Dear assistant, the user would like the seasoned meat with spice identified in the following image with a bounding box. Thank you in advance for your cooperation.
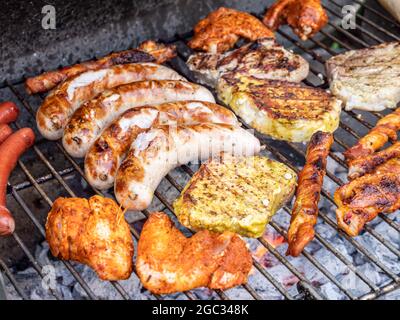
[263,0,328,40]
[188,7,274,53]
[287,131,333,257]
[136,212,252,294]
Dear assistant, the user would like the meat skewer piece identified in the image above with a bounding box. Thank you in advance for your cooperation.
[348,141,400,180]
[188,7,274,53]
[0,128,35,236]
[85,101,237,190]
[136,212,252,294]
[0,102,19,125]
[335,171,400,237]
[62,80,214,158]
[0,124,13,145]
[344,107,400,161]
[25,41,176,94]
[115,123,261,210]
[36,63,184,140]
[263,0,328,41]
[287,131,333,257]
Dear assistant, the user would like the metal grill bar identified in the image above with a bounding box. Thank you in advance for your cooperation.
[0,0,399,301]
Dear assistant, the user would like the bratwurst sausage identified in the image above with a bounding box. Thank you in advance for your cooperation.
[36,63,185,140]
[62,80,215,158]
[115,123,261,210]
[0,128,35,236]
[84,101,238,190]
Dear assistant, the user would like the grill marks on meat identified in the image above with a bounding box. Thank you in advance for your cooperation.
[188,7,274,53]
[187,38,309,87]
[136,212,252,294]
[263,0,328,40]
[344,107,400,161]
[326,41,400,111]
[287,131,333,257]
[348,142,400,180]
[335,172,400,237]
[25,41,176,94]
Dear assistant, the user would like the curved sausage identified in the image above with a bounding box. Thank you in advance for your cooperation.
[25,41,176,94]
[0,102,19,124]
[0,124,13,145]
[62,80,215,158]
[84,101,238,190]
[0,128,35,236]
[115,123,261,210]
[36,63,185,140]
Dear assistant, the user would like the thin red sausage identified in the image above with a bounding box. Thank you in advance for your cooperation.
[0,102,20,124]
[0,124,13,145]
[0,128,35,236]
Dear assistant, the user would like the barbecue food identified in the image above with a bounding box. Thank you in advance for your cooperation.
[46,196,134,280]
[286,131,333,257]
[85,101,238,190]
[36,63,185,140]
[218,76,341,142]
[335,171,400,237]
[326,41,400,111]
[25,40,177,94]
[348,141,400,180]
[115,124,261,210]
[188,7,274,53]
[187,37,309,87]
[174,155,297,238]
[0,125,12,145]
[136,212,252,294]
[0,128,35,236]
[344,107,400,161]
[0,102,19,125]
[378,0,400,23]
[263,0,328,41]
[63,80,215,158]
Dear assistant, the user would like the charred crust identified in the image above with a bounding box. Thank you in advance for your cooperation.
[111,50,155,65]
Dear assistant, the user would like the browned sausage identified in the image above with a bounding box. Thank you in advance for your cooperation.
[0,124,13,145]
[0,128,35,236]
[0,102,19,124]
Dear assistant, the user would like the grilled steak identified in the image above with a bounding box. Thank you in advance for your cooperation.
[218,76,342,142]
[187,38,309,87]
[326,41,400,111]
[174,155,297,238]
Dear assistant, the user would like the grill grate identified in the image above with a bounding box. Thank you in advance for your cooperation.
[0,0,399,300]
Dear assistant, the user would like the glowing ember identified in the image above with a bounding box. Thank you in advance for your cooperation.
[262,229,286,248]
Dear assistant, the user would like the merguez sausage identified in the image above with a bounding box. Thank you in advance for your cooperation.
[0,128,35,236]
[0,102,19,124]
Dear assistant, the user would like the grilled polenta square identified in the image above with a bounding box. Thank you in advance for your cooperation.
[174,155,297,238]
[218,76,342,142]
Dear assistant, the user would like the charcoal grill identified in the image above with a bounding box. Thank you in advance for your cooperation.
[0,0,399,300]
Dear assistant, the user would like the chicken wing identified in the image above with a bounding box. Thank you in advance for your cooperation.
[287,131,333,257]
[136,212,252,294]
[188,7,274,53]
[348,141,400,180]
[335,172,400,237]
[46,196,134,280]
[263,0,328,40]
[344,107,400,161]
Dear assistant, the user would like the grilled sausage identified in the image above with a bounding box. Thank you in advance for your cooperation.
[0,124,13,145]
[0,128,35,236]
[25,41,177,94]
[62,80,215,158]
[115,123,261,210]
[85,101,238,190]
[348,141,400,180]
[36,63,185,140]
[286,131,333,257]
[344,107,400,161]
[0,102,19,124]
